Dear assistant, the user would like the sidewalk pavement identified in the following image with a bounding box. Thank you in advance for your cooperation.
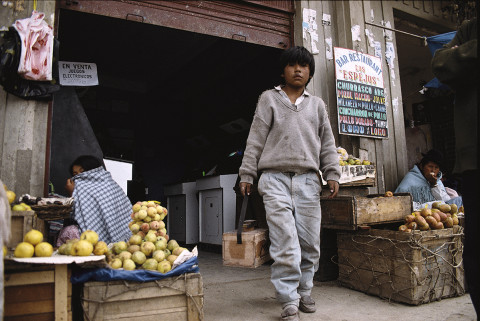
[198,250,476,321]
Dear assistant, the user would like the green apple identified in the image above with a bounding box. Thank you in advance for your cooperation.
[157,260,172,273]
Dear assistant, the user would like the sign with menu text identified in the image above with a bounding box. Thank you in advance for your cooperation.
[334,47,388,139]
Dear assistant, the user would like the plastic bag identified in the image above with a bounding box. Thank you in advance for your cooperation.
[0,27,59,100]
[336,147,349,161]
[70,256,200,284]
[14,11,54,81]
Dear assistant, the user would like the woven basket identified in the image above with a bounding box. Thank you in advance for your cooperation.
[31,204,73,220]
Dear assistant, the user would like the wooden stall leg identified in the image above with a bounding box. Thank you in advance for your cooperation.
[55,264,68,321]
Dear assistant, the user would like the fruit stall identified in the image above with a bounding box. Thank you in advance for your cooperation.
[320,191,465,305]
[335,147,376,188]
[311,146,464,299]
[337,225,464,305]
[3,187,204,320]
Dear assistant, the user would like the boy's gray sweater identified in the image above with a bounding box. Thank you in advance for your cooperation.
[239,89,341,184]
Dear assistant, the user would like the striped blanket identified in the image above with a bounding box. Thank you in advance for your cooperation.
[72,167,131,244]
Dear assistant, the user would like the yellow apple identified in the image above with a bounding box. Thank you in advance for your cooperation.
[24,229,43,245]
[35,242,53,257]
[14,242,35,258]
[81,230,99,245]
[157,260,172,273]
[93,241,108,256]
[71,240,93,256]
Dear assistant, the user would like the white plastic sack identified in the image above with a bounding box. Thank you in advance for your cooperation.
[336,146,349,161]
[172,246,198,269]
[13,11,54,81]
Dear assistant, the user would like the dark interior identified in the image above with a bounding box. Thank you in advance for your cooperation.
[394,10,456,175]
[56,9,283,202]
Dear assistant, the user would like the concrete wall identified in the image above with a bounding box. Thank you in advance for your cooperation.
[0,0,56,196]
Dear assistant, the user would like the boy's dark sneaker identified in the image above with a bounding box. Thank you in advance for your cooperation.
[281,305,300,321]
[299,296,316,313]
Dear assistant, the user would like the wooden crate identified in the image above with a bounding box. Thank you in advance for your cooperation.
[82,273,204,321]
[337,225,465,305]
[3,262,72,321]
[222,228,270,268]
[321,193,413,230]
[7,210,46,250]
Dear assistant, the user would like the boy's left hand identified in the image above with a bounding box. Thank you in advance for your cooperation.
[327,180,339,198]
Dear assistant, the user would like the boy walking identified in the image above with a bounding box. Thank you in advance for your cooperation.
[239,46,341,320]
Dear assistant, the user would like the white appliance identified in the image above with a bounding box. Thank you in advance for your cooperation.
[196,174,238,245]
[164,182,199,244]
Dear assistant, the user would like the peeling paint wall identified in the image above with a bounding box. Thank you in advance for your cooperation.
[293,0,457,192]
[0,0,56,196]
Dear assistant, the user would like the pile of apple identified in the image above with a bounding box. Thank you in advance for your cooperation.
[398,202,461,232]
[107,200,188,274]
[12,229,107,258]
[58,230,108,256]
[3,183,33,211]
[339,157,371,166]
[337,146,372,166]
[128,200,169,239]
[13,229,53,258]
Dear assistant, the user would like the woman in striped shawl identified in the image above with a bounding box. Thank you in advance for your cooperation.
[65,155,131,244]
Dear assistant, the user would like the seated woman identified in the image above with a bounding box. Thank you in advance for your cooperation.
[64,155,131,244]
[395,149,462,210]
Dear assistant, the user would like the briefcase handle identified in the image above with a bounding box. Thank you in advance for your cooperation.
[237,194,249,244]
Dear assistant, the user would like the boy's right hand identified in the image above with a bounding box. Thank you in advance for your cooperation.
[327,180,339,199]
[239,182,251,197]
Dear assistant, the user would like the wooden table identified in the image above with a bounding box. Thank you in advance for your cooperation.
[4,261,71,321]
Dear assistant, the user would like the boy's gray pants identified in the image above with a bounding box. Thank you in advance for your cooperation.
[258,171,322,308]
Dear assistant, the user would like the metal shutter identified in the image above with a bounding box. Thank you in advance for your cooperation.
[58,0,294,48]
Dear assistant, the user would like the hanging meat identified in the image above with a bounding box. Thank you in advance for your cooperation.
[13,11,54,81]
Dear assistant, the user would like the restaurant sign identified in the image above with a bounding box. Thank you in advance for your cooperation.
[334,47,388,139]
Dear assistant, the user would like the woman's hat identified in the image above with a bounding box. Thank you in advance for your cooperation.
[421,149,443,167]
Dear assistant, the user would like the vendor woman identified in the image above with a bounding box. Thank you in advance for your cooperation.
[395,149,462,210]
[65,155,131,244]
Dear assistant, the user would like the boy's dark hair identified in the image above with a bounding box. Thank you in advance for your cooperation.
[69,155,104,176]
[279,46,315,86]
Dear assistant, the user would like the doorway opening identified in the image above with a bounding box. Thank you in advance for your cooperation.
[395,11,456,179]
[53,9,283,202]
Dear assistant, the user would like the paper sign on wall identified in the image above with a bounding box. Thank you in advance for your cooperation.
[334,47,388,139]
[59,61,98,86]
[302,8,319,54]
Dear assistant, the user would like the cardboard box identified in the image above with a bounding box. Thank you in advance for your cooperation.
[222,228,270,268]
[337,225,465,305]
[3,263,72,321]
[82,273,204,321]
[321,193,413,230]
[7,210,46,250]
[338,164,376,185]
